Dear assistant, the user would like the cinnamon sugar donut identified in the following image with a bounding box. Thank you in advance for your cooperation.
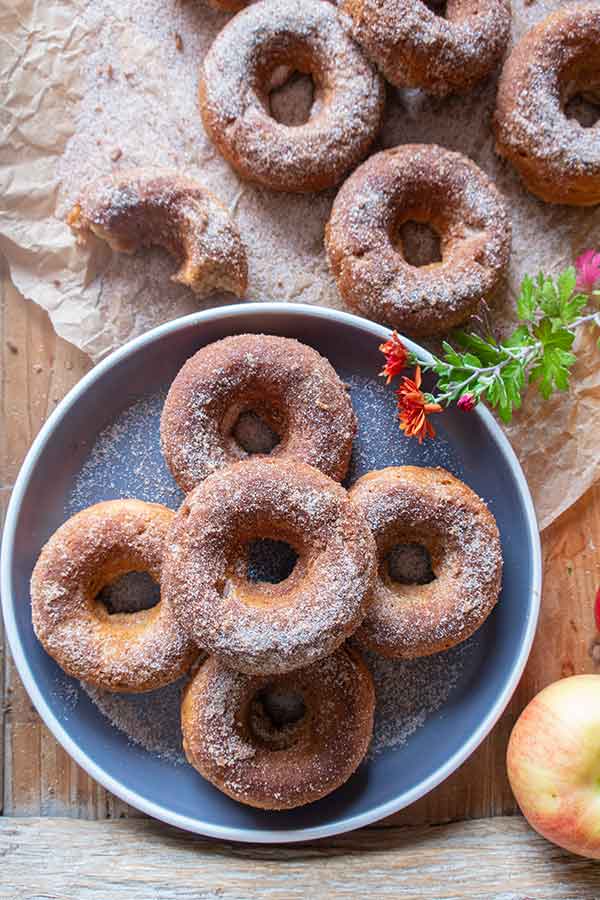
[349,467,502,658]
[181,647,374,809]
[162,458,376,674]
[340,0,511,97]
[160,333,356,492]
[68,169,248,296]
[495,5,600,206]
[325,144,511,336]
[31,500,196,692]
[198,0,385,193]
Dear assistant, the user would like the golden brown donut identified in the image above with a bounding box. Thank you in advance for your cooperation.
[495,5,600,206]
[340,0,511,97]
[198,0,385,193]
[325,144,511,336]
[160,333,356,492]
[30,500,197,692]
[68,169,248,296]
[349,467,503,658]
[181,646,375,809]
[162,458,376,674]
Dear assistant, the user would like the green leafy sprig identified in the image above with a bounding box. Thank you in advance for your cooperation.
[421,267,599,423]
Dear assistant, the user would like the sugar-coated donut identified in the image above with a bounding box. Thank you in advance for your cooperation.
[31,500,197,692]
[181,646,375,809]
[198,0,385,193]
[68,169,248,296]
[349,467,503,658]
[162,458,376,674]
[325,144,511,336]
[160,333,357,492]
[495,5,600,206]
[340,0,511,97]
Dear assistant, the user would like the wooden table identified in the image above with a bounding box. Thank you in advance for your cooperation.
[2,260,600,896]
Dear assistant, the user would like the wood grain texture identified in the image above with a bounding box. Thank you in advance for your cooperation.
[1,266,600,826]
[2,815,600,899]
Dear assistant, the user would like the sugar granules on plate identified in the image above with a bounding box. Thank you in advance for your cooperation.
[65,377,475,762]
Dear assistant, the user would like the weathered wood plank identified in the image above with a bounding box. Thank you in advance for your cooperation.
[1,815,599,899]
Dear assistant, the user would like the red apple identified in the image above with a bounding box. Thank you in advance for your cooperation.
[508,674,600,859]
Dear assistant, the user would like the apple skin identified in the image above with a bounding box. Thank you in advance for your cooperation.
[508,674,600,859]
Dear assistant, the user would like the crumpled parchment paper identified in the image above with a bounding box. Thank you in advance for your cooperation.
[1,0,599,530]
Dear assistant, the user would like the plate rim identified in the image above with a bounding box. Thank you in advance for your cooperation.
[1,301,542,843]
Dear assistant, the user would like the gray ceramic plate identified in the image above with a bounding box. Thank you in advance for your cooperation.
[1,303,541,842]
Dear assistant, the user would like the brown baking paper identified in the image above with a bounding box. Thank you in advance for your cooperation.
[1,0,599,530]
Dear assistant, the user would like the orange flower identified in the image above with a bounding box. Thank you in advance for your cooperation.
[396,366,442,443]
[379,331,410,383]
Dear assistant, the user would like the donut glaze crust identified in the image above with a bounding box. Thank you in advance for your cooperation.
[68,169,248,296]
[160,333,357,492]
[198,0,385,192]
[325,144,511,336]
[495,5,600,206]
[181,646,375,809]
[349,466,503,658]
[340,0,511,97]
[162,458,376,675]
[31,500,197,692]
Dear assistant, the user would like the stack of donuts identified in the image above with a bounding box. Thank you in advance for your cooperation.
[31,333,503,810]
[69,1,600,338]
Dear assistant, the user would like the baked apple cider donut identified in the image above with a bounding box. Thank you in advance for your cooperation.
[349,467,502,658]
[68,169,248,296]
[162,458,376,674]
[160,333,356,492]
[340,0,511,97]
[325,144,511,336]
[181,647,375,809]
[198,0,385,192]
[495,5,600,206]
[31,500,197,692]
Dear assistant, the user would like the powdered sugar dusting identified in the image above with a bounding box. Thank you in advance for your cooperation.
[83,680,186,763]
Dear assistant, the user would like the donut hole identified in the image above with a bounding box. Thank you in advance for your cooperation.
[422,0,447,16]
[232,410,281,455]
[386,543,435,585]
[96,571,160,615]
[564,91,600,129]
[268,66,316,127]
[246,538,299,585]
[394,220,443,268]
[249,687,307,750]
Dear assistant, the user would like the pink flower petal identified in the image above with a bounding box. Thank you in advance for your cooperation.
[576,249,600,292]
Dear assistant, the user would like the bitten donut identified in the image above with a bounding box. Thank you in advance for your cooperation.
[198,0,385,192]
[31,500,197,692]
[340,0,511,97]
[160,333,356,492]
[495,5,600,206]
[162,458,376,674]
[349,467,502,658]
[325,145,511,336]
[68,169,248,296]
[181,647,375,809]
